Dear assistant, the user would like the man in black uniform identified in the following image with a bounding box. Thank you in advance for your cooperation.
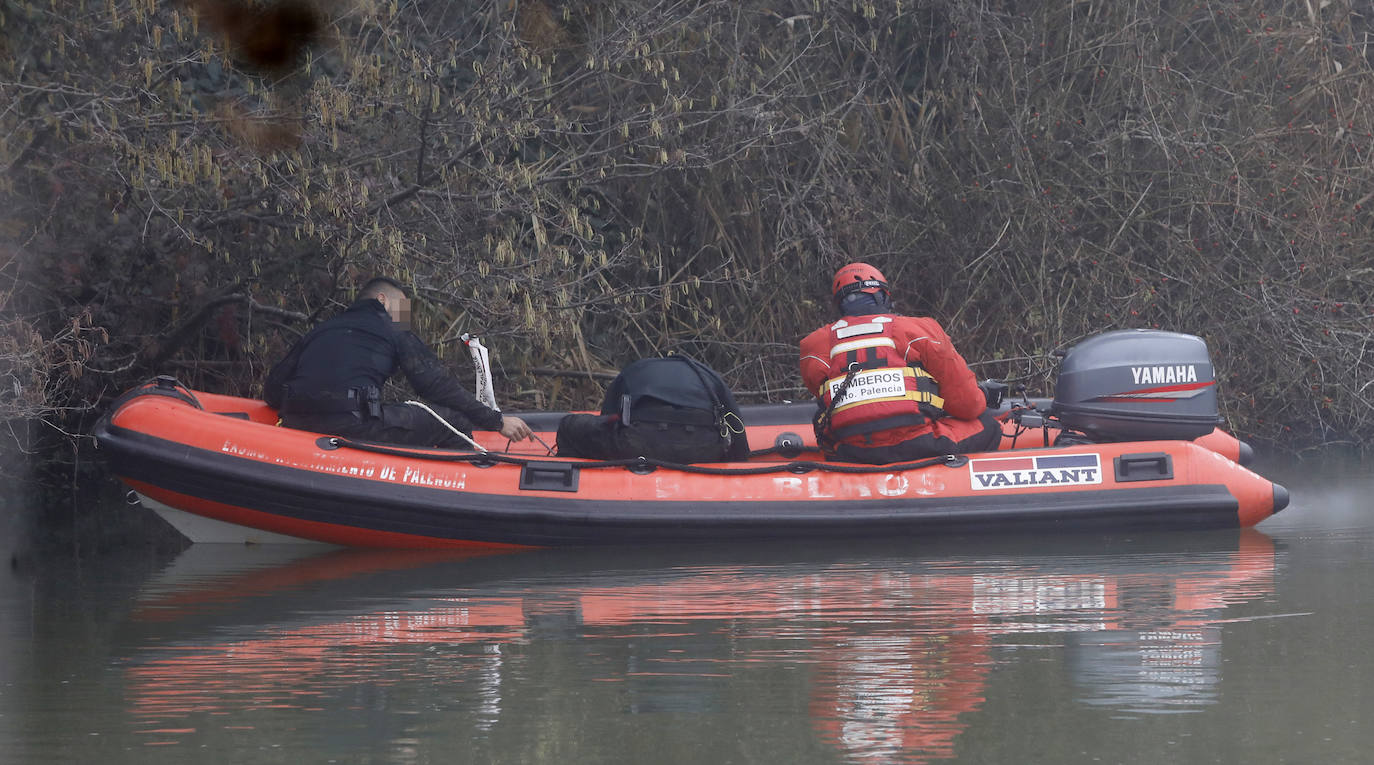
[555,355,749,463]
[264,277,532,447]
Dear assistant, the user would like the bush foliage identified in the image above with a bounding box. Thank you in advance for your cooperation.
[3,0,1373,452]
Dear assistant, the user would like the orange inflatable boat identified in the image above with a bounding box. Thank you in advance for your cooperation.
[94,330,1289,548]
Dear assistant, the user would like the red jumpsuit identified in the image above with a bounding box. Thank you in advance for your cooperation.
[799,314,998,462]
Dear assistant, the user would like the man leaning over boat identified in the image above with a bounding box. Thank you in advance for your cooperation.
[263,276,533,448]
[799,263,1001,464]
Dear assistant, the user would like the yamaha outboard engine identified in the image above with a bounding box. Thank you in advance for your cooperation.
[1050,330,1219,441]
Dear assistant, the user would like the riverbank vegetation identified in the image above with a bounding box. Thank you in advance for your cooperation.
[4,0,1373,482]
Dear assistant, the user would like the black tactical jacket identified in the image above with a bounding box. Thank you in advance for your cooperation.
[263,298,503,430]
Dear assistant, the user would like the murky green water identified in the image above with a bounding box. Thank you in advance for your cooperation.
[2,453,1371,764]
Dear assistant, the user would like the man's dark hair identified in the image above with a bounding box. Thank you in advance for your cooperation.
[358,276,410,300]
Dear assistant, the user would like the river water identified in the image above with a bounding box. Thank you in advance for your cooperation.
[2,453,1371,764]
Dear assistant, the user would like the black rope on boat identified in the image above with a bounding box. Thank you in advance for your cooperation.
[326,436,961,476]
[94,376,205,446]
[744,445,799,459]
[106,376,205,413]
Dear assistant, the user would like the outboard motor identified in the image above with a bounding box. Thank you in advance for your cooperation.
[1050,330,1220,441]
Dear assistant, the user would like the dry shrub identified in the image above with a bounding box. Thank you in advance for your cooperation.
[1,0,1371,448]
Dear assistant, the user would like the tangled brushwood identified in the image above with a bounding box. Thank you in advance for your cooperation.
[2,0,1372,457]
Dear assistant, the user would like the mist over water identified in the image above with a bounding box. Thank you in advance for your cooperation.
[1253,450,1374,534]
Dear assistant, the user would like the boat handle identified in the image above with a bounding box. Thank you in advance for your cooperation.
[519,461,581,492]
[1114,452,1174,482]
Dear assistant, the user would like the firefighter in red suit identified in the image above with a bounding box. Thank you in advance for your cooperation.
[799,263,1001,464]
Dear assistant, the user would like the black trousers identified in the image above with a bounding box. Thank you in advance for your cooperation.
[283,403,476,448]
[556,414,730,463]
[830,412,1002,465]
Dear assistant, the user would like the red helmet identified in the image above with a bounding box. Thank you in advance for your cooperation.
[831,262,889,307]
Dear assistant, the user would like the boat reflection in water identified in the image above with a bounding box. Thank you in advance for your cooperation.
[122,530,1278,763]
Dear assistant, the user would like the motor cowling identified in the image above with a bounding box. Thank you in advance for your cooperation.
[1050,329,1219,441]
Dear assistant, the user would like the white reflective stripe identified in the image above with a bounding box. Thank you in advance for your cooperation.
[903,336,939,363]
[835,322,883,339]
[800,354,829,373]
[832,315,892,330]
[829,337,896,357]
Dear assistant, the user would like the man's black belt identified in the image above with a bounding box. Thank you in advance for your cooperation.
[280,386,381,418]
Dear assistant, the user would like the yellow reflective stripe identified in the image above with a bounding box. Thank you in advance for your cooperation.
[831,390,943,413]
[823,365,944,411]
[828,337,896,357]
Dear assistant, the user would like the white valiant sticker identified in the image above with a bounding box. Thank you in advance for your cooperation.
[969,454,1103,490]
[1130,365,1199,385]
[827,368,908,405]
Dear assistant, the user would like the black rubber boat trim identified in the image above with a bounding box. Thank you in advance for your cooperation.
[97,423,1245,546]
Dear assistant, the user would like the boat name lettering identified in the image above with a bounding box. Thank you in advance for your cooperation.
[968,454,1102,491]
[220,440,274,461]
[1130,364,1198,385]
[772,474,908,498]
[878,474,908,497]
[401,465,466,489]
[301,461,377,478]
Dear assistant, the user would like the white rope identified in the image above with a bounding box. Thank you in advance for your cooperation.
[404,400,487,452]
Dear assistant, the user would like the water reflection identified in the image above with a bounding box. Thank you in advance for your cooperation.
[115,531,1277,764]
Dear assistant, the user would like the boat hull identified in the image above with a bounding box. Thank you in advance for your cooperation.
[95,386,1289,548]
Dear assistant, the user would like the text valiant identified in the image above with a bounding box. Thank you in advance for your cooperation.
[969,454,1102,491]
